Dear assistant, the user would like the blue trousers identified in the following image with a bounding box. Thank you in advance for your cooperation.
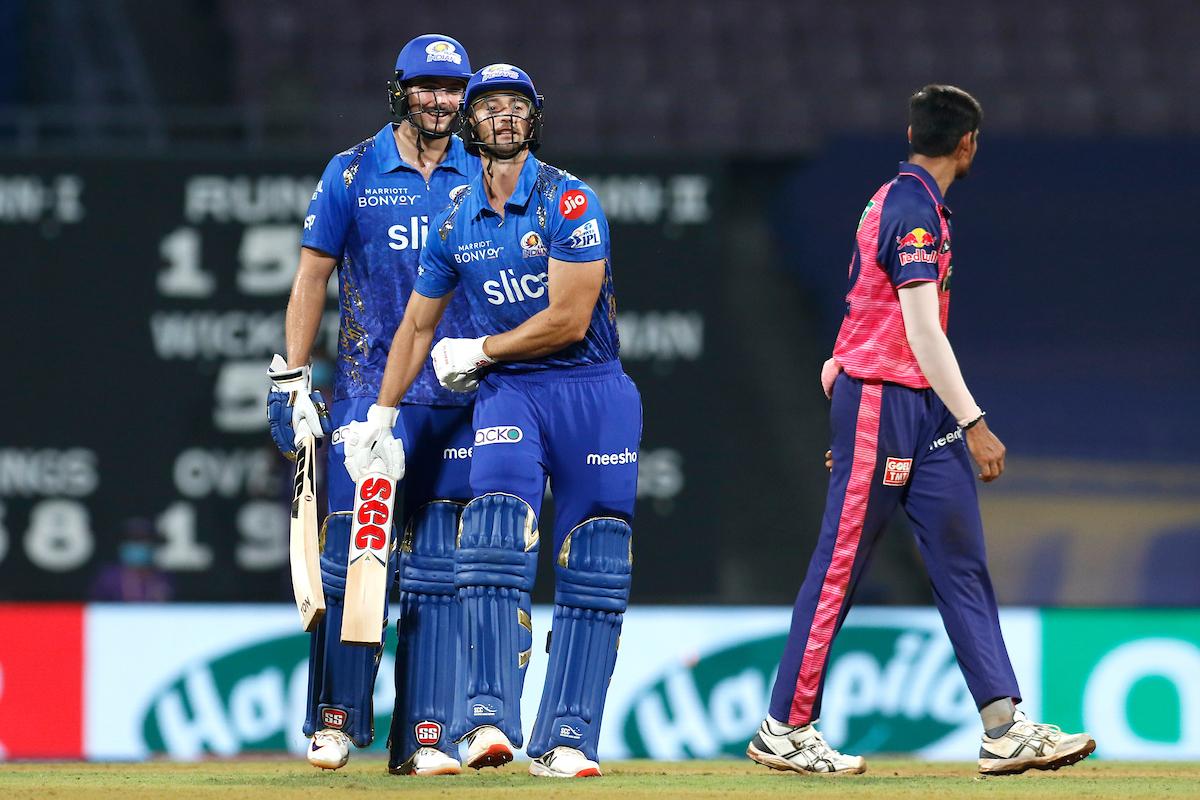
[768,373,1020,726]
[469,362,642,552]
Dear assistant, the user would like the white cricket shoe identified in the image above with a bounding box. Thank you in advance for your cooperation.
[390,746,462,776]
[529,746,603,778]
[465,725,514,770]
[746,718,867,775]
[307,728,350,770]
[978,710,1095,775]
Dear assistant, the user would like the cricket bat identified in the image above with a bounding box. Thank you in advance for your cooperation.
[341,466,396,645]
[289,434,325,631]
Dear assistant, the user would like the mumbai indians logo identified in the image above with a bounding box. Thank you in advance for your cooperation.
[481,63,520,81]
[475,426,523,446]
[521,231,547,258]
[425,41,462,65]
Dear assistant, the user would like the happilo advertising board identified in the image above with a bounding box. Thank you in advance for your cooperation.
[1040,609,1200,760]
[84,604,1041,760]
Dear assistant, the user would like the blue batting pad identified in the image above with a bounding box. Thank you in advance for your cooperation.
[527,517,632,760]
[451,493,539,745]
[387,501,463,770]
[303,512,392,747]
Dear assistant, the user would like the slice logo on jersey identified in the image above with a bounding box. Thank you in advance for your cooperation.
[483,268,548,305]
[475,426,523,446]
[304,214,315,230]
[883,457,913,486]
[481,63,520,81]
[425,40,463,65]
[414,720,443,746]
[567,218,602,249]
[311,179,323,201]
[472,703,498,716]
[322,708,348,729]
[558,724,584,740]
[560,189,589,220]
[449,183,470,202]
[521,231,547,258]
[388,216,430,251]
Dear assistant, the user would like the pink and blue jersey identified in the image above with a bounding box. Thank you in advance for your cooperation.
[301,124,481,403]
[833,162,954,389]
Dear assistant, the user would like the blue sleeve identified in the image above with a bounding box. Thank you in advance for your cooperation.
[301,155,353,258]
[877,187,941,288]
[548,181,609,262]
[414,212,459,298]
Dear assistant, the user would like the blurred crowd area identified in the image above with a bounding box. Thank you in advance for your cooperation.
[2,1,1196,607]
[2,0,1199,152]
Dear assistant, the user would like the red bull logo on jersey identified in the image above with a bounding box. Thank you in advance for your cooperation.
[883,457,913,487]
[896,227,939,266]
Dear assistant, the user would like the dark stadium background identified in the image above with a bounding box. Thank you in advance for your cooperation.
[2,0,1197,608]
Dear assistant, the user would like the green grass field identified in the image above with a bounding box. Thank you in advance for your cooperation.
[1,759,1198,799]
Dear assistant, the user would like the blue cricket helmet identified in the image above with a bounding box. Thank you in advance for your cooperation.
[388,34,472,134]
[460,63,544,157]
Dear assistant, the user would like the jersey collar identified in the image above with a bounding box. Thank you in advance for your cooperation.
[467,154,540,220]
[373,123,472,177]
[897,161,951,215]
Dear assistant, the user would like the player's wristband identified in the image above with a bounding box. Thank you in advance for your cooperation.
[962,412,987,431]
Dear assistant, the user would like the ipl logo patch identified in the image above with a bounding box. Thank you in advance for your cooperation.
[883,457,913,487]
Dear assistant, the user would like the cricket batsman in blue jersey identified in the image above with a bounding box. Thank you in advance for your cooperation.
[343,62,641,779]
[266,34,481,776]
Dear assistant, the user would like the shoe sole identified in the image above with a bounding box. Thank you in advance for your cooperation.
[979,737,1097,776]
[467,743,514,770]
[746,742,867,776]
[529,762,602,778]
[388,762,462,777]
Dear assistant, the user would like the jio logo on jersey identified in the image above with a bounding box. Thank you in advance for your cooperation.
[483,268,548,305]
[388,215,429,251]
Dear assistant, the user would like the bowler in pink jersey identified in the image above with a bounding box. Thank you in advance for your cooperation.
[746,85,1096,777]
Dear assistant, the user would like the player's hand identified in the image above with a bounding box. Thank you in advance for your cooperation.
[342,404,406,482]
[964,418,1005,482]
[821,357,842,400]
[431,336,494,393]
[267,354,332,459]
[825,449,833,472]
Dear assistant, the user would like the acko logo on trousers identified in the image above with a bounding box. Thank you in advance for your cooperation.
[475,426,523,446]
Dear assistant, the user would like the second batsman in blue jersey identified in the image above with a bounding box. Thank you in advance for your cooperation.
[267,34,482,776]
[343,63,641,779]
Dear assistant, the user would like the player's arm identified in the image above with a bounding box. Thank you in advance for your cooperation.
[377,290,454,406]
[897,282,1005,481]
[285,247,337,367]
[484,257,604,360]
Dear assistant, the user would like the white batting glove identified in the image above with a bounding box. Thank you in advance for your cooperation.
[431,336,495,393]
[268,354,327,445]
[342,404,405,482]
